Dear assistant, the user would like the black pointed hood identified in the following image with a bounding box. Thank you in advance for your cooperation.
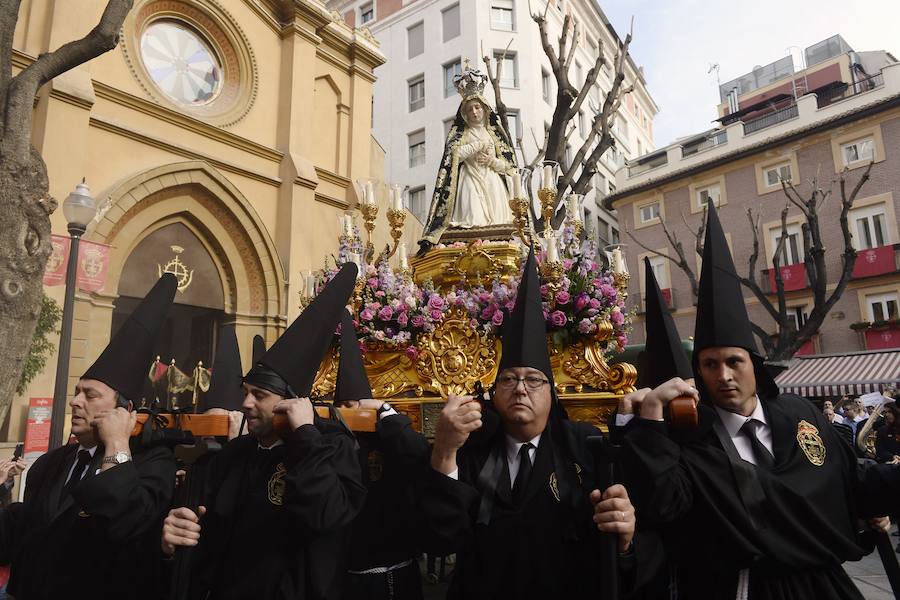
[639,257,692,389]
[83,273,177,401]
[245,263,358,397]
[200,325,244,412]
[252,334,266,365]
[694,201,778,398]
[497,247,553,382]
[334,310,372,402]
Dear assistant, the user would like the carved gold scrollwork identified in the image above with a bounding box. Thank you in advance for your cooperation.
[312,345,339,397]
[414,307,499,398]
[365,351,423,398]
[446,243,502,287]
[563,403,617,430]
[558,341,637,395]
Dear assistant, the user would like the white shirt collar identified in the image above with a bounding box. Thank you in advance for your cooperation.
[77,445,98,457]
[257,439,284,450]
[505,433,541,465]
[714,396,766,438]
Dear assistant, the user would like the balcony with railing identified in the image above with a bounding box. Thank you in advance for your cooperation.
[851,243,900,279]
[681,130,728,157]
[761,262,808,294]
[627,151,668,176]
[743,103,799,135]
[817,72,885,108]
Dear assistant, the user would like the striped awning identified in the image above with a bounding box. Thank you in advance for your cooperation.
[775,350,900,397]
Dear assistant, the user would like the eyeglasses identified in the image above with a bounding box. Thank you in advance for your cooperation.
[496,375,549,390]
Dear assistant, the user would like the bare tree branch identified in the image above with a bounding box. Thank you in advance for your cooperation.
[481,38,514,144]
[3,0,134,162]
[0,1,23,120]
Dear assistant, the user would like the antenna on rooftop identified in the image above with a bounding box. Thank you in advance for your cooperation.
[708,63,721,87]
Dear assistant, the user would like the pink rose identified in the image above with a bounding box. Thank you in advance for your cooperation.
[404,346,419,360]
[360,308,374,321]
[555,291,571,305]
[589,298,602,310]
[430,309,443,321]
[427,295,445,310]
[378,306,394,321]
[375,290,386,298]
[367,277,379,288]
[397,312,409,327]
[610,310,624,326]
[549,310,567,327]
[411,315,425,328]
[491,310,504,326]
[481,305,496,320]
[574,294,589,312]
[563,258,573,270]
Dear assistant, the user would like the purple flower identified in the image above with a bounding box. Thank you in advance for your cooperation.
[549,310,567,327]
[574,293,589,312]
[404,346,419,360]
[427,295,445,310]
[481,305,496,320]
[430,309,443,321]
[411,315,425,328]
[375,290,386,298]
[360,308,374,321]
[378,306,394,321]
[491,310,504,326]
[599,284,617,299]
[589,298,602,310]
[367,277,379,288]
[610,310,624,326]
[577,318,595,334]
[563,258,573,270]
[397,312,409,327]
[555,291,571,305]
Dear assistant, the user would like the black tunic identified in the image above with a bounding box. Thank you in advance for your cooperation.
[418,419,660,600]
[621,393,898,600]
[188,420,366,600]
[0,443,175,600]
[346,412,430,571]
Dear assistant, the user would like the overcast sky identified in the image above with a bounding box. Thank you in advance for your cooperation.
[598,0,900,149]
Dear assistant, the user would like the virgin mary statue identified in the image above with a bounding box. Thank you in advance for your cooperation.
[418,65,517,254]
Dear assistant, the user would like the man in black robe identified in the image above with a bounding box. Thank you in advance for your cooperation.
[333,310,431,600]
[0,274,178,600]
[620,200,899,600]
[418,248,657,599]
[162,264,367,600]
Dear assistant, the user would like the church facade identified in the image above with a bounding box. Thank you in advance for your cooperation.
[6,0,410,441]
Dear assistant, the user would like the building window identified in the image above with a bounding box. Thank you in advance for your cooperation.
[647,255,669,288]
[359,2,374,25]
[696,183,720,209]
[841,137,875,167]
[408,76,424,112]
[787,306,809,331]
[541,69,551,103]
[770,224,803,266]
[494,52,518,88]
[490,0,515,31]
[851,203,888,250]
[578,111,586,138]
[640,202,660,224]
[594,173,606,195]
[409,186,427,219]
[505,109,520,141]
[408,130,426,167]
[575,61,583,87]
[611,226,619,244]
[444,59,462,98]
[140,20,222,106]
[608,181,616,194]
[866,291,899,321]
[442,4,460,42]
[764,162,793,187]
[407,22,424,58]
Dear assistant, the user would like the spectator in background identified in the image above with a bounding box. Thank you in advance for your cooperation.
[875,403,900,465]
[823,400,844,424]
[0,458,25,507]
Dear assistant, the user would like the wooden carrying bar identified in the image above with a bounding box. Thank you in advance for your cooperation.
[130,406,377,437]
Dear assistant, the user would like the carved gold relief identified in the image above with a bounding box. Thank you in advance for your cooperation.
[414,307,499,398]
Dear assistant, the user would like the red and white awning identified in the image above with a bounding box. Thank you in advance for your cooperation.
[775,350,900,398]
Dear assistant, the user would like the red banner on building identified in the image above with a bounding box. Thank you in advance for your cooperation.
[23,397,53,461]
[77,240,110,292]
[42,234,70,287]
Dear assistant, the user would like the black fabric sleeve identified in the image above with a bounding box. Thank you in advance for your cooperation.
[620,418,694,525]
[376,413,430,468]
[856,461,900,517]
[282,423,367,534]
[72,445,176,545]
[416,466,480,556]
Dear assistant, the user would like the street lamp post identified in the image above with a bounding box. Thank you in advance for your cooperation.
[49,181,97,450]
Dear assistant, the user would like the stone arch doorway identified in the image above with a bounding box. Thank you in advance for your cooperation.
[71,161,286,402]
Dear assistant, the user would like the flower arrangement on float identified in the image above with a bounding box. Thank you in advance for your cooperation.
[315,224,630,358]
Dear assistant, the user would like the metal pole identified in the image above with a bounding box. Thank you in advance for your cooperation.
[49,228,83,449]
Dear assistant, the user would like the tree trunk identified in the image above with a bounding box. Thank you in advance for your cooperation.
[0,151,54,427]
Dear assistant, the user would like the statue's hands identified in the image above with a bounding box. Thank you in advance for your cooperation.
[475,151,492,167]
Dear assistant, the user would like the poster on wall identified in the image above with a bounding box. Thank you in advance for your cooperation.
[23,397,52,462]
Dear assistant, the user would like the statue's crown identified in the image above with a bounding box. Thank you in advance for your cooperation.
[454,62,487,99]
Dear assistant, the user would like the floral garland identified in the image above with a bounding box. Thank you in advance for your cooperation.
[319,228,630,357]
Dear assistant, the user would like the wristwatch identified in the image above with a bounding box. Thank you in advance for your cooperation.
[377,402,393,416]
[102,451,131,466]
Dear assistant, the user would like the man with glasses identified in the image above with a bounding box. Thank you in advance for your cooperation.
[419,249,655,599]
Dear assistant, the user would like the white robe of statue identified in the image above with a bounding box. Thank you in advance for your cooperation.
[449,101,514,228]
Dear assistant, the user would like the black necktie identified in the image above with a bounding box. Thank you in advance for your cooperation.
[512,442,534,504]
[740,420,774,472]
[64,450,92,496]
